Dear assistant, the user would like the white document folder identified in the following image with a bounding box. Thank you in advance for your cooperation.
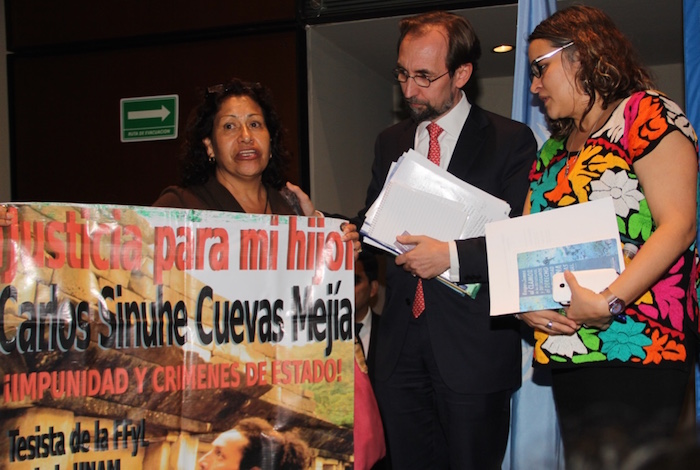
[485,197,624,316]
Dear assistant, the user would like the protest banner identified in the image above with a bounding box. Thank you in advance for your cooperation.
[0,203,355,469]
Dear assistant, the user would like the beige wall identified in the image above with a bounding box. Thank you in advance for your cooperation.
[307,26,395,218]
[650,63,685,105]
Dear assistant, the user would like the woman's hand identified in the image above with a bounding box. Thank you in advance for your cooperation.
[561,270,615,330]
[519,307,580,335]
[339,222,362,260]
[0,205,13,227]
[282,182,361,258]
[285,182,317,217]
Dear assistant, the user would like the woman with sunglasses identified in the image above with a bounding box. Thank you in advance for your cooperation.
[518,5,699,465]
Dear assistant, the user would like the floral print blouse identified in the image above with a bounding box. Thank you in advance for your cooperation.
[528,90,699,370]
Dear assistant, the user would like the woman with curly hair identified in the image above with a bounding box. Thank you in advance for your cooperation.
[518,4,699,464]
[154,78,312,215]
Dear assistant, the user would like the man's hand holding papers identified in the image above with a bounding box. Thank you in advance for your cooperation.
[360,150,511,297]
[394,234,451,279]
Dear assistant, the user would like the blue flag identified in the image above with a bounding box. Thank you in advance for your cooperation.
[503,1,565,469]
[686,0,700,132]
[510,0,556,149]
[683,0,700,439]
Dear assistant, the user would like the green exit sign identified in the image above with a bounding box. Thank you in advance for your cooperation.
[120,95,178,142]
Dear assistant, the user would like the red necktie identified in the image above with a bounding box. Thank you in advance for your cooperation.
[412,123,443,318]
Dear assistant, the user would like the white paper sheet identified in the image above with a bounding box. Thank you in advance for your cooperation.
[360,149,511,299]
[361,150,511,247]
[362,180,469,252]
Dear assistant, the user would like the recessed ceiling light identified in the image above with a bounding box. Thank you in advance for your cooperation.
[492,44,514,53]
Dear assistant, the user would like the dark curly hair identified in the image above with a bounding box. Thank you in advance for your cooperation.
[180,78,290,189]
[529,5,655,139]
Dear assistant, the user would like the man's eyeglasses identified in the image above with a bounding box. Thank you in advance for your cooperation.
[529,42,574,80]
[393,68,449,88]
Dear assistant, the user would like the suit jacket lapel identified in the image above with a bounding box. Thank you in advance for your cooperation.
[400,120,419,153]
[446,105,488,178]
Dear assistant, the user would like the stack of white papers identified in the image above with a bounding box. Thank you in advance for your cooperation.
[360,150,511,296]
[362,149,511,254]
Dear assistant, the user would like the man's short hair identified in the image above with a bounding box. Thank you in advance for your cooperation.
[398,10,482,74]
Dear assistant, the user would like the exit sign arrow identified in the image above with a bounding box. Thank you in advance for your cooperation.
[127,105,171,122]
[120,95,178,142]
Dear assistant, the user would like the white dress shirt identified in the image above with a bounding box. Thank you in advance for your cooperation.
[357,308,373,356]
[413,91,471,281]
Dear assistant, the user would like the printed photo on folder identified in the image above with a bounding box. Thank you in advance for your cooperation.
[485,197,625,316]
[516,238,621,311]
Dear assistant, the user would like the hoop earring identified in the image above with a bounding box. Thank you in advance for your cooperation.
[208,155,216,164]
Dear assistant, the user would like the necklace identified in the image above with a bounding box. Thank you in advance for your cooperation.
[564,149,580,176]
[565,109,605,176]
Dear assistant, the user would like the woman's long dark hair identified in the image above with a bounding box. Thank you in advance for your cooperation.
[180,78,289,189]
[529,5,655,139]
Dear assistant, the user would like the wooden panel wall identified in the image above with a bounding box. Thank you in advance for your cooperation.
[5,1,296,49]
[6,1,301,205]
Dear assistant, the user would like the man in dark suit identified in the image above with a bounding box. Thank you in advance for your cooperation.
[358,11,537,470]
[355,247,382,381]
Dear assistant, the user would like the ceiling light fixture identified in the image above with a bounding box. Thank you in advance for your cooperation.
[492,44,514,53]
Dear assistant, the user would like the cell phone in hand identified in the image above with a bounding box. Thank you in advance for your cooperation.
[552,268,619,305]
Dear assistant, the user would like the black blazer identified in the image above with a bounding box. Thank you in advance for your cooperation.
[361,105,537,394]
[364,310,382,383]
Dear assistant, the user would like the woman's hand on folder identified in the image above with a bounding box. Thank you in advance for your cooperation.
[520,310,579,335]
[395,234,450,279]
